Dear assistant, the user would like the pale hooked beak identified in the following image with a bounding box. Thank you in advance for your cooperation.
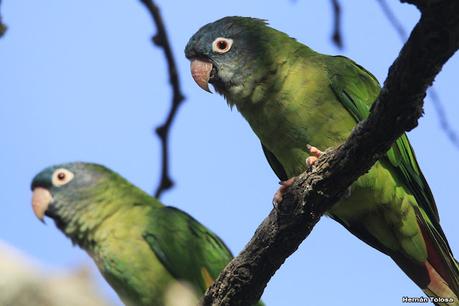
[190,58,213,93]
[32,187,53,223]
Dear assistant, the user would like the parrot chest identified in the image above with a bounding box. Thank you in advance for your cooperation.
[239,79,356,177]
[88,210,175,306]
[238,84,427,261]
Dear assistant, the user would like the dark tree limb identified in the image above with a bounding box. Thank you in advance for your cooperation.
[330,0,343,49]
[376,0,459,149]
[202,1,459,305]
[0,0,7,38]
[139,0,185,198]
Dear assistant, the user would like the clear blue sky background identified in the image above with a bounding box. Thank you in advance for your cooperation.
[1,1,458,305]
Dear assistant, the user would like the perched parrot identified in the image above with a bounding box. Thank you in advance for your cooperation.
[185,16,459,304]
[31,162,264,306]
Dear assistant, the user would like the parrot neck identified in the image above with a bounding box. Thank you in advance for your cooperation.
[222,39,317,113]
[222,59,288,111]
[54,182,160,250]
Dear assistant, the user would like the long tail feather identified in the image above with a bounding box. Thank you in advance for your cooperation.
[392,216,459,306]
[424,261,458,305]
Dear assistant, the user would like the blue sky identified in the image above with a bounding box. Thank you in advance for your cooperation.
[1,1,458,305]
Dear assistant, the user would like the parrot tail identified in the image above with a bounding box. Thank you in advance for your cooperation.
[392,221,459,306]
[424,261,458,305]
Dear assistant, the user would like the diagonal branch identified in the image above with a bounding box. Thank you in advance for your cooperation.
[0,0,7,38]
[376,0,459,149]
[139,0,185,199]
[202,1,459,305]
[330,0,343,49]
[376,0,407,39]
[429,89,459,148]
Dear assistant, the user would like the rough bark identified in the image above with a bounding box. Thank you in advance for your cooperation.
[376,0,459,149]
[201,1,459,305]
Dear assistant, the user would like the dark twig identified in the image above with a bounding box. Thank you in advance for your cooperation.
[202,1,459,305]
[376,0,407,39]
[0,0,7,38]
[139,0,185,198]
[330,0,343,49]
[376,0,459,149]
[429,88,459,148]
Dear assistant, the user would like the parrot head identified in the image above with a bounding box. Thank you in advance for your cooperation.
[185,16,284,104]
[31,162,117,234]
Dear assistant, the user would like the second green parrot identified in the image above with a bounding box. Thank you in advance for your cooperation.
[31,162,263,306]
[185,16,459,304]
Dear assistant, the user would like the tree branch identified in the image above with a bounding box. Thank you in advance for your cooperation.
[202,1,459,305]
[139,0,185,199]
[0,0,7,38]
[330,0,343,49]
[376,0,407,39]
[429,89,459,148]
[376,0,459,149]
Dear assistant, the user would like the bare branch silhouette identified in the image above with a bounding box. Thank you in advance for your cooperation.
[429,88,459,148]
[376,0,407,38]
[202,1,459,305]
[139,0,186,198]
[0,0,7,38]
[330,0,343,49]
[376,0,459,149]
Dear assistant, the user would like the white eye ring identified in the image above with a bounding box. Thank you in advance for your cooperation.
[52,168,74,187]
[212,37,233,54]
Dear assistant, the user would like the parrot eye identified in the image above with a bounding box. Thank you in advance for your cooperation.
[212,37,233,54]
[52,168,74,187]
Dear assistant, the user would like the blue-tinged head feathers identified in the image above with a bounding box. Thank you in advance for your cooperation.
[185,16,295,106]
[185,16,268,60]
[185,17,276,98]
[31,162,129,240]
[31,162,107,192]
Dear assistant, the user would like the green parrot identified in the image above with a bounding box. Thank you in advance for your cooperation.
[31,162,264,306]
[185,16,459,304]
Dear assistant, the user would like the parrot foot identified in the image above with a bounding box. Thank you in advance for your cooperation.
[272,177,296,208]
[305,144,323,167]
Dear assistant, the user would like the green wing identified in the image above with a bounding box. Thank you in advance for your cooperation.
[261,143,288,181]
[328,55,451,249]
[143,206,233,293]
